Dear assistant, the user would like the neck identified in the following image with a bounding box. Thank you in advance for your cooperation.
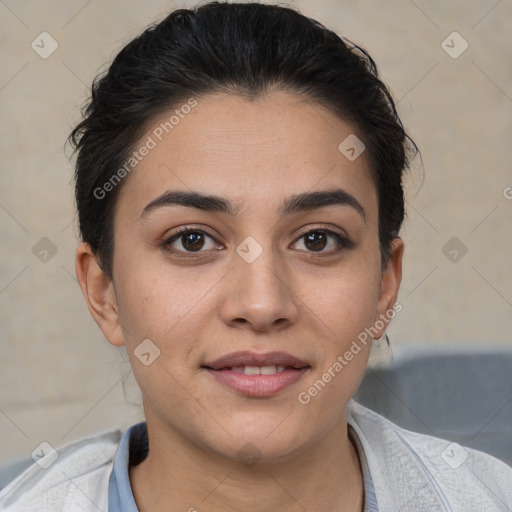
[130,412,364,512]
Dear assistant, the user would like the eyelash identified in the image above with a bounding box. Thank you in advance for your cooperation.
[161,225,354,259]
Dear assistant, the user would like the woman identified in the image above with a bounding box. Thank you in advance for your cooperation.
[1,2,511,511]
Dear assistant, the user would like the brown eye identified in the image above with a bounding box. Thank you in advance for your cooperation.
[292,229,354,254]
[304,231,328,251]
[163,229,220,254]
[181,231,205,251]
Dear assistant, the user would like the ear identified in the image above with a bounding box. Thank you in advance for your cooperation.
[373,237,404,339]
[75,242,125,347]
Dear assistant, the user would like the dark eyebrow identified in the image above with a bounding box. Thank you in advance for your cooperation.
[139,190,242,218]
[139,188,366,223]
[280,189,366,223]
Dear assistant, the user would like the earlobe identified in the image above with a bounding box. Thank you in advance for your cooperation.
[75,242,125,347]
[374,237,404,338]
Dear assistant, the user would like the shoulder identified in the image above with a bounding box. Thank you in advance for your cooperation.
[347,399,512,511]
[0,428,122,512]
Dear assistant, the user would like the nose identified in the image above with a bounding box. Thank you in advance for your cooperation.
[219,247,299,333]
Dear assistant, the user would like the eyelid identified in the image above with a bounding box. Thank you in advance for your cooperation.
[165,224,219,240]
[294,223,349,240]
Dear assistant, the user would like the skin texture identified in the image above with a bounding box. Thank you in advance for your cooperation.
[76,91,403,512]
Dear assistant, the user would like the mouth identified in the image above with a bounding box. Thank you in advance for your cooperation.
[202,351,311,397]
[215,365,289,375]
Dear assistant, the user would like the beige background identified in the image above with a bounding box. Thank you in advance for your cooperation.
[0,0,511,463]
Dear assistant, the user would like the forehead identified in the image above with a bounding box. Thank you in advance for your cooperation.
[114,91,377,223]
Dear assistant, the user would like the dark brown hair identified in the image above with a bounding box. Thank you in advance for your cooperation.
[69,1,418,278]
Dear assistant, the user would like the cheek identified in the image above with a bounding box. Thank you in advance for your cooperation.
[310,260,381,335]
[299,259,381,390]
[294,280,378,431]
[113,249,212,343]
[318,287,376,380]
[114,263,208,408]
[112,255,223,408]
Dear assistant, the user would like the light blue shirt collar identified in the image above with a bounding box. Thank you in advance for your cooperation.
[108,420,378,511]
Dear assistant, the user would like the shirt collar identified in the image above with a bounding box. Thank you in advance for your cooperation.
[110,412,380,512]
[346,399,452,511]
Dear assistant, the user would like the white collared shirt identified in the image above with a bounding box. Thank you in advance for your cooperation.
[1,399,511,511]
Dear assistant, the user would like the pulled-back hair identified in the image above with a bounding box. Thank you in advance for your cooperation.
[69,1,418,278]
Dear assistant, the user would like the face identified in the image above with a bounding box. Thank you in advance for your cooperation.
[77,91,402,462]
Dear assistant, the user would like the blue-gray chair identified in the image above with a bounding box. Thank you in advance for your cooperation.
[354,347,512,467]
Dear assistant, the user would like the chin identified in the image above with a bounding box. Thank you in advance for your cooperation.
[203,413,315,464]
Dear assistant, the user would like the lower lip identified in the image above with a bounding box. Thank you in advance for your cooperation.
[204,368,309,397]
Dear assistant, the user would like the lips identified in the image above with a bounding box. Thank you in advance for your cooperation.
[202,351,310,397]
[203,351,310,370]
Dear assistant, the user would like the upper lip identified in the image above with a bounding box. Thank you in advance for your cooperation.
[203,351,310,370]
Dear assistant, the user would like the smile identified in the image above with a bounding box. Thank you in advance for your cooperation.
[202,351,310,397]
[221,365,287,375]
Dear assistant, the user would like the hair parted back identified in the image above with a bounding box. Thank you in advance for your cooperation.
[69,1,418,279]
